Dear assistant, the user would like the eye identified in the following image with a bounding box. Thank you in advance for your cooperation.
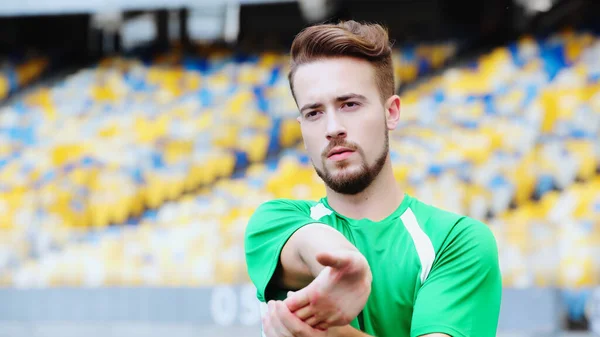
[304,110,322,120]
[341,102,360,110]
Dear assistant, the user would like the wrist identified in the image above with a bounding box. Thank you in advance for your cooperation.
[326,325,368,337]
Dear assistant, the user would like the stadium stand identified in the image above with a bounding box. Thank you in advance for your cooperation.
[2,29,600,289]
[0,52,50,101]
[0,0,598,334]
[0,42,459,287]
[1,28,599,290]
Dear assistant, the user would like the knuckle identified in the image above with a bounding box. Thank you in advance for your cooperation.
[310,290,321,303]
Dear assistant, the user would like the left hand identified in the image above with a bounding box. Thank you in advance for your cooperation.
[263,300,329,337]
[284,250,372,330]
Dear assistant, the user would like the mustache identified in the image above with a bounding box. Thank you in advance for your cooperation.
[322,140,360,157]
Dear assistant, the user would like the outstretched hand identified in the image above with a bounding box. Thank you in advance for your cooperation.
[284,249,372,330]
[263,300,329,337]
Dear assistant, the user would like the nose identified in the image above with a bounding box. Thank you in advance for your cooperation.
[325,112,347,140]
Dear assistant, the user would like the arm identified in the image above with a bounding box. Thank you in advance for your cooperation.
[263,300,373,337]
[244,199,362,300]
[410,218,502,337]
[328,327,447,337]
[326,325,373,337]
[277,223,359,290]
[245,200,371,331]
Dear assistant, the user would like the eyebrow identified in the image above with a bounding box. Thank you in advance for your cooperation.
[299,93,368,113]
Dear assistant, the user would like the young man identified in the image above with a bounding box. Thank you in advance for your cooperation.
[244,20,502,337]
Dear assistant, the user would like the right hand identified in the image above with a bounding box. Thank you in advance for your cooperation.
[263,300,329,337]
[283,249,372,330]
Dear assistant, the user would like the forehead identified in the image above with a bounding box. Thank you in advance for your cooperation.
[292,57,378,105]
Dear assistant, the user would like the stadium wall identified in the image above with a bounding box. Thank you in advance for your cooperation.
[1,285,597,337]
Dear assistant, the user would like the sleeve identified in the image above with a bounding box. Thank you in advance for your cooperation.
[244,199,320,303]
[410,217,502,337]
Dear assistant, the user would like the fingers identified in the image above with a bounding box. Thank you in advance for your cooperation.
[262,310,275,337]
[267,301,288,336]
[262,303,273,337]
[304,315,322,327]
[265,300,321,337]
[283,287,310,312]
[316,250,352,269]
[302,314,329,331]
[316,251,342,268]
[285,290,320,327]
[316,322,329,331]
[292,304,314,320]
[276,301,316,337]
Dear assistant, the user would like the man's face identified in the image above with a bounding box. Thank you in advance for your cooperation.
[293,57,393,195]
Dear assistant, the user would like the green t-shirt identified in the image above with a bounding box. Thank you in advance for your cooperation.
[244,194,502,337]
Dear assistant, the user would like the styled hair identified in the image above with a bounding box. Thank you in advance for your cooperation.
[288,20,395,103]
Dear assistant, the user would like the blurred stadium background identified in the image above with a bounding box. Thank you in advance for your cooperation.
[0,0,599,336]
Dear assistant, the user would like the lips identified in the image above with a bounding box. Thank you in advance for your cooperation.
[327,146,355,158]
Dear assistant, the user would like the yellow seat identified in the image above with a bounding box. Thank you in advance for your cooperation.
[211,152,235,179]
[16,58,48,86]
[242,132,270,163]
[398,60,418,83]
[512,153,537,206]
[540,90,559,133]
[0,196,14,229]
[0,74,9,100]
[212,124,240,148]
[558,251,598,288]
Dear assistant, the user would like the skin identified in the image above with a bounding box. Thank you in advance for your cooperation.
[262,56,449,337]
[293,57,404,222]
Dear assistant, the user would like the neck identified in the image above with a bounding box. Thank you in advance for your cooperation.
[325,158,404,222]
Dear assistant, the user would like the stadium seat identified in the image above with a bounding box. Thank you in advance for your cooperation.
[2,33,598,288]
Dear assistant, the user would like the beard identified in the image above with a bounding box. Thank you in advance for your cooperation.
[313,131,389,195]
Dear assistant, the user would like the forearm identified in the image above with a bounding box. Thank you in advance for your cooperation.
[327,325,373,337]
[295,224,359,276]
[278,223,359,289]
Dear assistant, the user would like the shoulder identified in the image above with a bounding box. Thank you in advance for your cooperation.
[245,198,321,235]
[437,214,499,270]
[447,216,499,262]
[407,196,464,229]
[407,196,498,260]
[250,198,319,216]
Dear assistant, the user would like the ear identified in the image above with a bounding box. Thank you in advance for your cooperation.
[297,115,301,124]
[385,95,401,130]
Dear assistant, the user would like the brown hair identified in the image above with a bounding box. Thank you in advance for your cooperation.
[288,20,395,103]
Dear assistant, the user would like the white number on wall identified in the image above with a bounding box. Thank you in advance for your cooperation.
[209,284,261,327]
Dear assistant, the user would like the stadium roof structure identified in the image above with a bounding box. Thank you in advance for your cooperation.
[0,0,294,17]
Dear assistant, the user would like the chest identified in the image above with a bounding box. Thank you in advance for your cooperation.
[335,221,423,335]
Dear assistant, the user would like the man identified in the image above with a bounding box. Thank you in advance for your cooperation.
[244,20,502,337]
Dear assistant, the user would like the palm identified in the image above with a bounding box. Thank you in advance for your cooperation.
[284,250,372,328]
